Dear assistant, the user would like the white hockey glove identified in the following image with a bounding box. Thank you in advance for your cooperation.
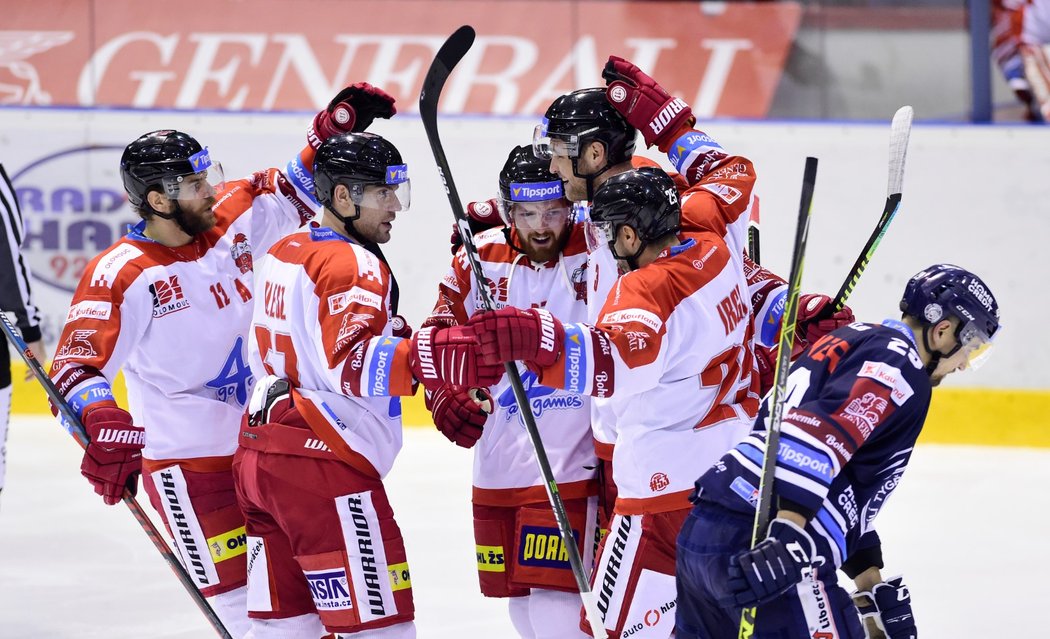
[851,575,917,639]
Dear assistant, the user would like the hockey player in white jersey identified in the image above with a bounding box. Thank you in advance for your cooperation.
[48,85,398,636]
[468,167,757,638]
[423,145,599,639]
[234,132,502,638]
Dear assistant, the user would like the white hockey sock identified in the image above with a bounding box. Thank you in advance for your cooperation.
[244,612,325,639]
[337,620,416,638]
[208,585,251,638]
[528,589,591,639]
[508,595,537,639]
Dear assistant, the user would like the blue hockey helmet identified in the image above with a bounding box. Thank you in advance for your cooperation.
[900,264,1000,370]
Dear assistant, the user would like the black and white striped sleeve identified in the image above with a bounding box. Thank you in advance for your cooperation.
[0,163,42,343]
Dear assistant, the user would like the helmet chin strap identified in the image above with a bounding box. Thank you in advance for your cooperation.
[921,324,963,376]
[151,200,200,238]
[607,229,646,272]
[572,156,615,202]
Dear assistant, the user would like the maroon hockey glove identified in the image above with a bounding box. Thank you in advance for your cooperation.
[794,294,855,354]
[390,314,413,340]
[602,55,694,151]
[450,199,503,254]
[81,407,145,506]
[754,344,776,398]
[427,385,493,449]
[468,307,565,369]
[409,325,504,392]
[308,83,397,150]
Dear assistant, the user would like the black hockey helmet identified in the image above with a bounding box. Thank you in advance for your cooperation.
[497,145,568,224]
[120,130,223,211]
[313,132,410,212]
[533,88,636,165]
[590,167,680,270]
[900,264,1000,373]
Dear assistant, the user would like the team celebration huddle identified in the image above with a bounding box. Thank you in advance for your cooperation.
[30,27,1000,639]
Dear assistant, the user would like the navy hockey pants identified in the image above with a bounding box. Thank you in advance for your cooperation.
[675,501,865,639]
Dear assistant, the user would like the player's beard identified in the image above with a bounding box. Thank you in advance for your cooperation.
[521,222,570,264]
[177,198,217,235]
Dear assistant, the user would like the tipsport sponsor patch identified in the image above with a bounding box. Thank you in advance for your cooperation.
[509,180,563,202]
[385,164,408,184]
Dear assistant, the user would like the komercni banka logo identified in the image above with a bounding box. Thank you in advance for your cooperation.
[12,145,136,293]
[497,370,583,423]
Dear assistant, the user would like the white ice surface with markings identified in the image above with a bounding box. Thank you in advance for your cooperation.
[0,416,1046,637]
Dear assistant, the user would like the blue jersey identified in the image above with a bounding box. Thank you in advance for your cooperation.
[693,320,932,574]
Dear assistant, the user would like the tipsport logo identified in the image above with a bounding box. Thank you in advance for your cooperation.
[188,147,212,171]
[510,180,562,202]
[497,370,583,424]
[385,164,408,184]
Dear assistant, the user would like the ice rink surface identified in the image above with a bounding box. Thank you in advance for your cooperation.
[1,415,1047,638]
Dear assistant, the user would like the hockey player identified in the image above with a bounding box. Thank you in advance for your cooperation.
[234,131,501,638]
[675,264,1000,639]
[47,85,397,635]
[0,162,45,506]
[467,167,756,639]
[423,145,599,639]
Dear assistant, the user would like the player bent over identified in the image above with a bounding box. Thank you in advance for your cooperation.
[675,265,1000,638]
[233,132,501,638]
[469,168,755,638]
[47,85,398,636]
[423,146,600,638]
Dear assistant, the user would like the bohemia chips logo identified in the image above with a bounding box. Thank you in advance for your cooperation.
[150,275,191,317]
[230,232,252,274]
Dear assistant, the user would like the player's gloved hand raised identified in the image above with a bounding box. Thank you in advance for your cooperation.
[409,325,503,392]
[450,199,503,254]
[427,385,493,448]
[390,314,412,340]
[468,307,565,369]
[602,55,694,151]
[794,294,855,354]
[852,576,917,639]
[727,518,818,607]
[308,83,397,149]
[81,407,145,506]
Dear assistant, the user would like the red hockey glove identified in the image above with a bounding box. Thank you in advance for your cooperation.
[390,314,413,340]
[468,307,565,369]
[754,344,776,398]
[602,55,694,151]
[427,385,493,449]
[81,407,145,506]
[409,326,504,392]
[450,199,503,254]
[794,294,855,354]
[308,83,397,150]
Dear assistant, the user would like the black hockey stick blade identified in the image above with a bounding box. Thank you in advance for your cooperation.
[747,196,761,264]
[831,106,913,311]
[739,156,818,639]
[0,313,234,639]
[418,26,606,639]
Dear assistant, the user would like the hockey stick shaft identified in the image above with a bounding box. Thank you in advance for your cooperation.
[748,196,761,264]
[831,106,913,311]
[419,26,606,639]
[0,313,233,639]
[738,157,818,638]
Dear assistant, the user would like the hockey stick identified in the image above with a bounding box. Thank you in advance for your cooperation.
[419,25,606,639]
[747,196,761,264]
[0,313,233,639]
[738,157,818,638]
[830,106,913,312]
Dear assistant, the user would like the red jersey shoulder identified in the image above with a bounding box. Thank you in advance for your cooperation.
[609,233,730,315]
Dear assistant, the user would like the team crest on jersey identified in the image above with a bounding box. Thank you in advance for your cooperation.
[570,264,587,302]
[334,312,375,352]
[230,233,253,274]
[54,329,99,362]
[842,392,888,437]
[480,276,510,307]
[150,275,191,317]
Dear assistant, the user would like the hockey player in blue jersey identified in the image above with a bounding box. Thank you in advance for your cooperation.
[675,264,1000,639]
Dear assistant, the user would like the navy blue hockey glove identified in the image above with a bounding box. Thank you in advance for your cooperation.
[852,576,917,639]
[727,518,818,607]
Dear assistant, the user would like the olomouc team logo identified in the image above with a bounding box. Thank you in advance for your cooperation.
[11,145,137,293]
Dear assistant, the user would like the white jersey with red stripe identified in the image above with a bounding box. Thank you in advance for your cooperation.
[540,231,759,515]
[248,226,417,479]
[426,224,596,505]
[49,168,316,464]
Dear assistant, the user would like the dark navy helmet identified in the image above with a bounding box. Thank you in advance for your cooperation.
[533,88,636,164]
[900,264,1000,368]
[120,130,223,211]
[313,132,410,211]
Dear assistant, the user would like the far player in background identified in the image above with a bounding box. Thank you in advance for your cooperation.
[423,146,598,639]
[46,85,396,636]
[0,162,45,507]
[235,132,500,638]
[675,265,1000,638]
[993,0,1050,122]
[469,167,757,639]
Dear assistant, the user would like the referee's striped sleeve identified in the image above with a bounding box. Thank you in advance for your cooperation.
[0,163,42,343]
